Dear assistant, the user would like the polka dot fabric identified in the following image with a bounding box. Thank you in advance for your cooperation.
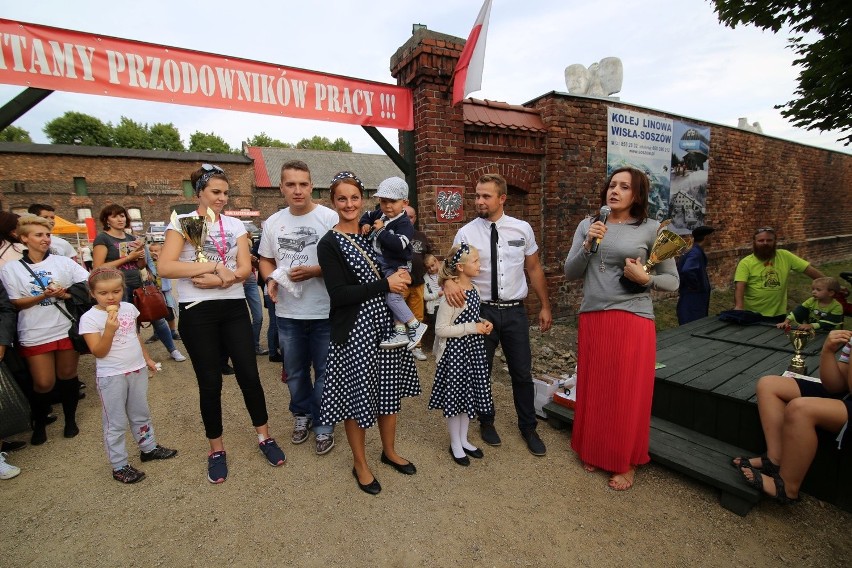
[320,232,420,429]
[429,288,493,418]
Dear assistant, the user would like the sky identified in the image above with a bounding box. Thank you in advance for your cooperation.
[0,0,848,155]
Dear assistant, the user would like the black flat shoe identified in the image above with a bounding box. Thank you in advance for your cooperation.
[352,467,381,495]
[380,451,417,475]
[463,447,484,459]
[449,447,470,467]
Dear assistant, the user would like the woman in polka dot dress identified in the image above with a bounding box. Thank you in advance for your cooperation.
[317,171,420,495]
[429,243,494,466]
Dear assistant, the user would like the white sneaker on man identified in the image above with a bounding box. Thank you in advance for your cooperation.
[0,452,21,480]
[411,348,427,361]
[170,349,187,362]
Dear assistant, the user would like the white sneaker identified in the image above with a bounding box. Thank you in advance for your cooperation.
[0,452,21,480]
[411,348,427,361]
[406,322,428,351]
[170,349,187,362]
[380,331,409,349]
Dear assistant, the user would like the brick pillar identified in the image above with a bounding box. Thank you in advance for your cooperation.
[391,29,468,258]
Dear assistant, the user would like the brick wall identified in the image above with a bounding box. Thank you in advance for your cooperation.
[0,151,254,225]
[392,28,852,321]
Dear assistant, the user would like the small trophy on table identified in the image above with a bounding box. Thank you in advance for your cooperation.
[170,209,215,262]
[787,328,815,375]
[619,221,691,293]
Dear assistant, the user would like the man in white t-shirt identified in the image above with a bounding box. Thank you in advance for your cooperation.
[258,160,339,456]
[28,204,79,262]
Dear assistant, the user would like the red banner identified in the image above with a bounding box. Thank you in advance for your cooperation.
[0,19,413,130]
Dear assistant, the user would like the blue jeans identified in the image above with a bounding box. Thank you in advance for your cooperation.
[243,274,263,350]
[277,317,332,435]
[480,303,538,432]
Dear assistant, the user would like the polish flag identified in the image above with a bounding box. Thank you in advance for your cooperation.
[452,0,493,105]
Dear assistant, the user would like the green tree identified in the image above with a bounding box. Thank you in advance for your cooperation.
[295,135,352,152]
[150,123,185,151]
[329,137,353,152]
[112,116,152,149]
[43,111,113,146]
[188,131,233,153]
[0,125,32,143]
[713,0,852,145]
[246,132,292,148]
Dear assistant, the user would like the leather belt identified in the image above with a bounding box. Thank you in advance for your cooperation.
[481,300,523,309]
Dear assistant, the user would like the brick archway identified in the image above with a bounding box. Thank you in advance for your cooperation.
[468,164,532,194]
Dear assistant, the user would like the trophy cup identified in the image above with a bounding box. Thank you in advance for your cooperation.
[170,210,215,262]
[619,226,691,293]
[787,328,815,375]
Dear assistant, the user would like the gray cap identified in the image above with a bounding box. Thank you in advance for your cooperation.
[374,176,409,200]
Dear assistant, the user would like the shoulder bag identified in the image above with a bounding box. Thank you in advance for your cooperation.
[17,259,90,354]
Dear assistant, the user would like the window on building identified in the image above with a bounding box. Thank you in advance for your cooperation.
[76,208,92,222]
[73,177,88,196]
[127,208,142,221]
[182,180,194,198]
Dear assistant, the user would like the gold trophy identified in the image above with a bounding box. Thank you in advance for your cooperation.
[787,328,815,375]
[170,209,215,262]
[619,223,691,293]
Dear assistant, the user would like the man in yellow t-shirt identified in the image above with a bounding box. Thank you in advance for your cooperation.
[734,227,824,318]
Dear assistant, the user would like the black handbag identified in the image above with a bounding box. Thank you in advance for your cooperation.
[0,361,31,438]
[18,260,91,354]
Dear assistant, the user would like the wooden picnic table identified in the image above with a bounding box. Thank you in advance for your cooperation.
[651,316,850,512]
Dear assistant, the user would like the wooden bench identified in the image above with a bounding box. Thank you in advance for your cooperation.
[543,402,761,516]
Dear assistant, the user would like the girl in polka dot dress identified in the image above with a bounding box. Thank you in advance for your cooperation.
[429,243,494,466]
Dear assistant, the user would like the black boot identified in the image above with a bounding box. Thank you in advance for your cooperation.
[30,391,51,445]
[58,377,80,438]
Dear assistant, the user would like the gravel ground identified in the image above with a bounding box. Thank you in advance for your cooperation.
[2,321,850,567]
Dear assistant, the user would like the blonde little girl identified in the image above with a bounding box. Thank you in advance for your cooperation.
[79,268,177,483]
[428,244,494,466]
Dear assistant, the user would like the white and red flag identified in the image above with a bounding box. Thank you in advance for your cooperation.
[452,0,493,105]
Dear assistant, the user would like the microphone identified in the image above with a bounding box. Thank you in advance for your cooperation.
[589,205,611,253]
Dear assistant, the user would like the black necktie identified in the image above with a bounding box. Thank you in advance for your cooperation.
[490,222,498,301]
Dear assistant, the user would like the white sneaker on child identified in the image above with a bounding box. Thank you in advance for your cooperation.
[406,322,428,351]
[0,452,21,480]
[170,349,187,362]
[411,348,427,361]
[380,330,409,349]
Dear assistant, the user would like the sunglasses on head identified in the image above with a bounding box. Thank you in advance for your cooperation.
[754,227,775,236]
[201,163,225,174]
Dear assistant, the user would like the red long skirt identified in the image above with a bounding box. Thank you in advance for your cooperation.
[571,310,656,473]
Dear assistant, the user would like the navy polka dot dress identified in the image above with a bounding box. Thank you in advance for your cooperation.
[320,232,420,429]
[429,287,493,418]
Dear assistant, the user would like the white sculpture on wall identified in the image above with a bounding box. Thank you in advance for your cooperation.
[565,57,623,98]
[737,117,764,134]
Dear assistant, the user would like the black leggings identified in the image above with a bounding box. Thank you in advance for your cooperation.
[178,299,268,439]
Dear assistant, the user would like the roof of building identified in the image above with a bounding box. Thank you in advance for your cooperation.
[463,98,545,133]
[250,146,405,189]
[0,142,252,163]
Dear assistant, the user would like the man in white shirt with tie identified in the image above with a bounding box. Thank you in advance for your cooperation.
[444,173,552,456]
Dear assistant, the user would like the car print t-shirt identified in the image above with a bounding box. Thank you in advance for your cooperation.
[259,205,337,319]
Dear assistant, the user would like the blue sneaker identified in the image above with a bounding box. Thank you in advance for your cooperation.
[259,438,286,466]
[207,451,227,484]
